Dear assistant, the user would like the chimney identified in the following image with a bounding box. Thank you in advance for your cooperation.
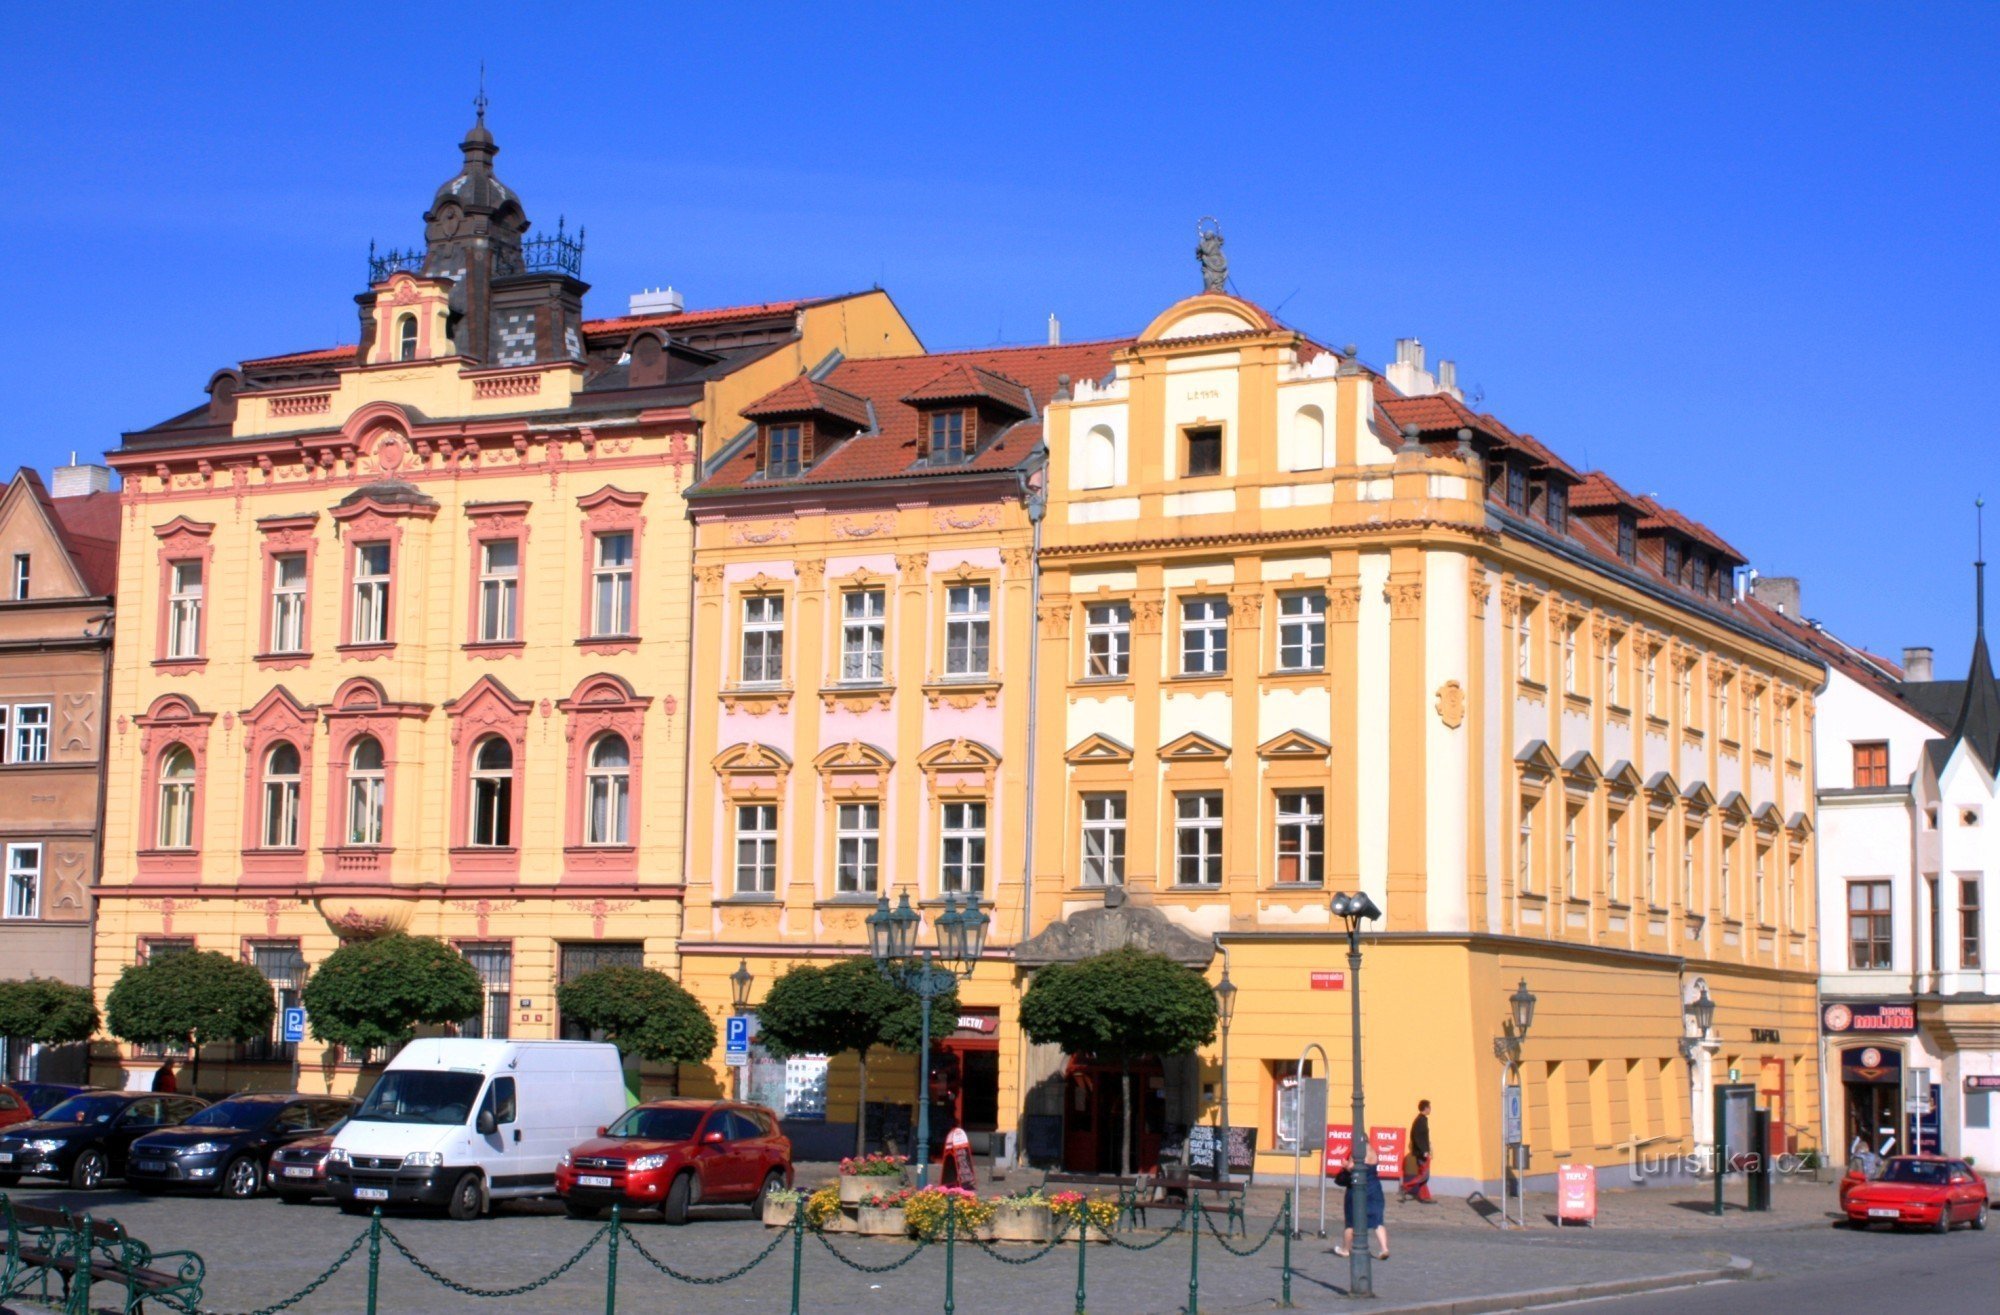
[1048,313,1061,346]
[1751,575,1801,617]
[1903,646,1934,682]
[1437,359,1461,400]
[52,458,114,497]
[1386,338,1444,397]
[628,286,684,316]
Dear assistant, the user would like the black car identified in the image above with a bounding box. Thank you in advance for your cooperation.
[11,1082,88,1118]
[128,1093,355,1199]
[0,1091,210,1189]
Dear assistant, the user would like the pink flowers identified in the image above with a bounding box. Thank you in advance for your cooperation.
[839,1152,909,1177]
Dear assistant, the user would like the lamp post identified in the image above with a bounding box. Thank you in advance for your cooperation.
[1329,891,1381,1299]
[1491,977,1536,1229]
[1680,982,1716,1209]
[1212,968,1238,1182]
[729,960,754,1101]
[867,890,989,1187]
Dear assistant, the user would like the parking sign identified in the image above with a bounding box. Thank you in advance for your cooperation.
[281,1006,307,1044]
[725,1014,750,1067]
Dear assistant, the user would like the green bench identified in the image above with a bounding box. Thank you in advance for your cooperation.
[1041,1170,1147,1231]
[1,1194,206,1314]
[1150,1174,1248,1236]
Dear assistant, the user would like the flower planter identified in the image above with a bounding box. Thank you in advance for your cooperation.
[840,1174,900,1206]
[989,1203,1052,1243]
[762,1198,799,1228]
[855,1205,908,1236]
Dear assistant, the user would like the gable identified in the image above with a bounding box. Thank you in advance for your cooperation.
[1161,731,1230,761]
[1259,729,1332,760]
[1064,733,1134,764]
[0,472,90,599]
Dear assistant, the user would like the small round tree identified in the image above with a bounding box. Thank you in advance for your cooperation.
[105,950,276,1090]
[556,965,716,1091]
[302,934,484,1056]
[1018,947,1218,1176]
[0,977,101,1052]
[756,957,939,1156]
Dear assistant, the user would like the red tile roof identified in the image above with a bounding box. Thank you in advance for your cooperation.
[48,491,121,596]
[241,344,356,369]
[900,362,1032,413]
[581,295,846,340]
[1570,470,1637,511]
[740,375,874,429]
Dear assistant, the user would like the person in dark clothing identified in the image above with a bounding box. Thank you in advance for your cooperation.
[152,1060,178,1093]
[1401,1099,1434,1203]
[1334,1143,1389,1259]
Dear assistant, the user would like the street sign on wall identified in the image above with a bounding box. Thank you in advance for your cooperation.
[724,1014,750,1067]
[281,1007,307,1045]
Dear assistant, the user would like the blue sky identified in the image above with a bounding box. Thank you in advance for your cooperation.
[3,3,1994,672]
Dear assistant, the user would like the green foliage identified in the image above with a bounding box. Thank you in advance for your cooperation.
[555,965,716,1065]
[1017,947,1218,1062]
[879,973,959,1054]
[104,950,275,1051]
[752,958,899,1062]
[301,934,484,1052]
[0,978,100,1045]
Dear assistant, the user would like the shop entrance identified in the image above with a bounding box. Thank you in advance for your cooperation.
[1061,1057,1166,1174]
[1840,1045,1902,1157]
[1758,1057,1791,1155]
[933,1010,1001,1156]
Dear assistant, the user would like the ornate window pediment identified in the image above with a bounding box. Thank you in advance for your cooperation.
[1260,729,1332,761]
[1604,759,1643,801]
[1064,733,1134,765]
[1514,739,1560,785]
[917,737,1000,799]
[1681,780,1716,812]
[1161,731,1230,762]
[814,741,894,799]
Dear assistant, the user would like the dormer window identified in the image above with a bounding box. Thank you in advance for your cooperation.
[1663,539,1682,583]
[928,412,966,464]
[1617,515,1636,564]
[1692,554,1710,594]
[1183,425,1222,478]
[764,424,803,479]
[1546,481,1568,534]
[1505,463,1528,514]
[397,314,419,362]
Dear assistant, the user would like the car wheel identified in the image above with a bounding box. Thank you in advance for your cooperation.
[446,1171,483,1222]
[70,1149,106,1191]
[1972,1201,1988,1231]
[221,1155,262,1199]
[1932,1208,1951,1234]
[753,1170,785,1216]
[661,1171,693,1225]
[565,1200,601,1220]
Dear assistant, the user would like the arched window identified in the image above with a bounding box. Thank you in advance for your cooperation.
[347,736,386,846]
[261,742,301,848]
[158,746,197,849]
[1286,405,1326,472]
[585,734,631,846]
[396,314,418,362]
[470,736,514,848]
[1081,425,1118,490]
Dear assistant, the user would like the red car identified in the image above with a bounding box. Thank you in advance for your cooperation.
[1841,1155,1990,1232]
[0,1086,32,1133]
[267,1117,349,1203]
[556,1100,791,1225]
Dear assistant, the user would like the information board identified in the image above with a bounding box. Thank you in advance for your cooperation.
[1184,1124,1259,1174]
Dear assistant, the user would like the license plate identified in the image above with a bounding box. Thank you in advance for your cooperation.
[135,1161,166,1173]
[0,1152,13,1163]
[579,1175,613,1188]
[355,1187,390,1201]
[283,1166,316,1179]
[1867,1207,1899,1218]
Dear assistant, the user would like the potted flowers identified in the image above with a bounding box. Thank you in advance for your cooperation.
[762,1185,804,1228]
[1049,1190,1119,1242]
[902,1187,996,1241]
[855,1186,912,1236]
[990,1187,1054,1243]
[802,1183,851,1232]
[838,1152,910,1205]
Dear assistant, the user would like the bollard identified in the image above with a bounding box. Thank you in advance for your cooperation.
[1073,1213,1088,1315]
[942,1197,957,1315]
[605,1204,621,1315]
[789,1199,805,1315]
[1280,1197,1293,1308]
[75,1215,93,1315]
[366,1208,383,1315]
[1185,1202,1200,1315]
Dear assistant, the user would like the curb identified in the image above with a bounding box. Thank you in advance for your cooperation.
[1350,1253,1753,1314]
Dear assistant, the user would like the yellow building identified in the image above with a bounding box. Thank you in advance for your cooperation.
[1022,288,1826,1190]
[90,114,919,1093]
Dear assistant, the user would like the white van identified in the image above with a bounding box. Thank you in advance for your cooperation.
[326,1039,628,1220]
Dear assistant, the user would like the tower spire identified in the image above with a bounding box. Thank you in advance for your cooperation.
[475,61,488,125]
[1978,495,1986,639]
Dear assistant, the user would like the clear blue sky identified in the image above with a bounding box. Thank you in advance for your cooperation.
[3,3,1993,673]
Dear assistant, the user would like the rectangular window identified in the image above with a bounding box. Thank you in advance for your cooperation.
[1277,591,1327,671]
[939,801,987,894]
[1505,464,1528,514]
[1606,811,1621,903]
[1663,539,1683,583]
[1606,634,1623,706]
[1275,791,1326,885]
[1519,798,1537,892]
[1563,622,1580,693]
[592,532,634,636]
[1644,820,1659,905]
[928,411,966,464]
[740,595,785,684]
[167,560,203,658]
[3,844,39,920]
[558,943,644,1042]
[764,424,802,478]
[477,539,520,643]
[734,803,778,894]
[1852,742,1889,789]
[1963,877,1983,970]
[1563,805,1580,898]
[458,944,513,1040]
[1848,879,1892,970]
[1692,554,1710,593]
[1180,597,1230,675]
[1970,1091,1994,1130]
[835,802,881,894]
[1084,602,1131,679]
[1174,792,1224,886]
[9,704,50,765]
[1617,515,1636,563]
[244,941,305,1063]
[1788,852,1801,925]
[1080,793,1126,885]
[841,589,887,683]
[270,553,307,653]
[1719,837,1734,918]
[352,543,391,644]
[1644,650,1659,714]
[1183,425,1222,477]
[1546,481,1568,534]
[1928,874,1941,972]
[10,553,28,600]
[1517,604,1535,680]
[1682,830,1697,911]
[944,584,991,677]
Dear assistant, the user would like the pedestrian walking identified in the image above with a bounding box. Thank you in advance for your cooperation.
[1333,1142,1389,1260]
[152,1059,178,1093]
[1400,1099,1434,1203]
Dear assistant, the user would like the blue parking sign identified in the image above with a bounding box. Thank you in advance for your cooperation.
[282,1006,307,1044]
[725,1014,750,1067]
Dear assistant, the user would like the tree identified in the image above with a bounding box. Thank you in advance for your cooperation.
[556,966,716,1073]
[1018,948,1218,1176]
[0,978,100,1048]
[105,950,276,1090]
[301,934,483,1055]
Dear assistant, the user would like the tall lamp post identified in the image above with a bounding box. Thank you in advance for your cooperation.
[867,890,989,1187]
[1491,978,1537,1228]
[1212,968,1237,1182]
[1329,891,1381,1299]
[729,960,754,1102]
[1678,982,1715,1201]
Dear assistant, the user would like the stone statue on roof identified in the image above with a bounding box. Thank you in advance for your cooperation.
[1196,217,1228,294]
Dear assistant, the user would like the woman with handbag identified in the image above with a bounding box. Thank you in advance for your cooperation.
[1333,1142,1389,1260]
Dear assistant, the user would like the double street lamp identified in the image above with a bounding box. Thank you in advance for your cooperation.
[1329,890,1381,1300]
[1492,977,1537,1228]
[1212,967,1237,1182]
[867,890,990,1187]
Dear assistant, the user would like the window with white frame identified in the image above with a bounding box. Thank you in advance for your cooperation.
[835,802,880,894]
[735,804,778,893]
[477,539,520,643]
[469,736,514,848]
[1180,597,1229,675]
[1720,834,1734,917]
[1682,828,1698,910]
[1644,650,1659,714]
[1645,818,1659,905]
[1174,792,1224,886]
[585,734,631,846]
[944,583,991,677]
[167,560,203,658]
[346,736,386,846]
[1084,602,1131,679]
[1680,666,1695,727]
[841,589,887,683]
[9,704,49,764]
[740,595,785,684]
[939,801,987,894]
[458,944,512,1039]
[592,532,634,636]
[1606,809,1622,902]
[1754,845,1769,922]
[1787,851,1800,925]
[1606,633,1623,705]
[1277,591,1327,671]
[1516,603,1534,679]
[1517,796,1536,892]
[261,742,302,848]
[9,553,27,601]
[1563,804,1580,898]
[270,553,307,653]
[157,747,196,849]
[1563,621,1580,693]
[352,543,392,644]
[4,844,39,919]
[1275,791,1325,885]
[1080,793,1126,885]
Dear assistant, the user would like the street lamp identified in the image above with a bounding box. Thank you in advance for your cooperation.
[1493,977,1536,1228]
[729,960,755,1101]
[867,890,989,1186]
[1682,982,1715,1176]
[1212,967,1238,1182]
[1329,891,1381,1299]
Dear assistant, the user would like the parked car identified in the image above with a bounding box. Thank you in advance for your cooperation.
[326,1039,629,1221]
[126,1093,356,1199]
[269,1117,351,1204]
[1842,1155,1990,1232]
[0,1091,209,1189]
[555,1100,792,1224]
[0,1086,34,1132]
[10,1083,87,1118]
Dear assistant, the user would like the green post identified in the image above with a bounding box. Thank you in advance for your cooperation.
[1185,1202,1199,1315]
[788,1200,805,1315]
[605,1204,621,1315]
[1073,1212,1088,1315]
[366,1208,382,1315]
[75,1215,93,1315]
[942,1196,957,1315]
[1280,1196,1293,1308]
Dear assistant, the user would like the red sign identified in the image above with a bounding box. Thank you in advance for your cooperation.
[1309,971,1347,991]
[1821,1002,1917,1035]
[1557,1163,1597,1225]
[1323,1125,1406,1178]
[1966,1075,2000,1092]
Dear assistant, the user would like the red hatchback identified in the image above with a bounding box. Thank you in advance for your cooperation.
[556,1100,791,1224]
[0,1087,32,1133]
[1842,1155,1990,1232]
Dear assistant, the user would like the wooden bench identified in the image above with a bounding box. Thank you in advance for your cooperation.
[1040,1171,1145,1230]
[1,1194,206,1315]
[1151,1174,1249,1236]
